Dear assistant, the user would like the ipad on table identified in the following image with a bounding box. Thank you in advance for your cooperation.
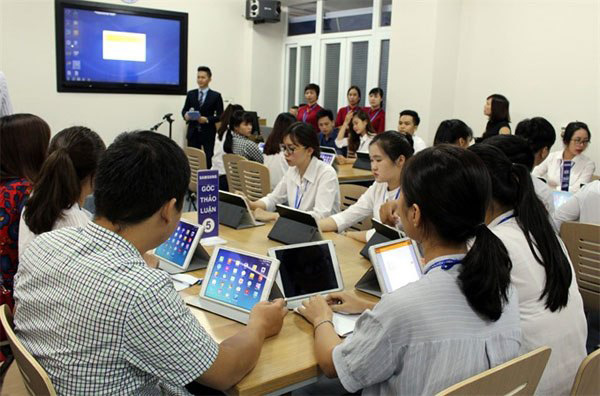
[219,190,264,229]
[320,146,337,155]
[353,152,371,170]
[320,151,336,167]
[268,240,343,309]
[368,238,422,295]
[268,205,323,245]
[360,218,405,259]
[153,219,209,274]
[185,246,280,324]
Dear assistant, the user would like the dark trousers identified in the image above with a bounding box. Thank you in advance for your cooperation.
[187,127,216,169]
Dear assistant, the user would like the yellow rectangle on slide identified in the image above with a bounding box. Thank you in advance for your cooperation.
[102,30,146,62]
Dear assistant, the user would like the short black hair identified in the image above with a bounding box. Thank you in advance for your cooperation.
[400,110,420,126]
[94,131,190,226]
[433,119,473,146]
[562,121,591,146]
[316,109,334,122]
[369,87,384,98]
[304,83,320,97]
[514,117,556,153]
[197,66,212,78]
[283,122,320,159]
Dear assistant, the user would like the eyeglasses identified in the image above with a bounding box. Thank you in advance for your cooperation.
[280,144,302,154]
[571,138,591,146]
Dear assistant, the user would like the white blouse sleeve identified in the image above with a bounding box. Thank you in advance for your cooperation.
[259,174,289,212]
[330,184,376,232]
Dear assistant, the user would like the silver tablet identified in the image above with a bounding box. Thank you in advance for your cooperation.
[368,238,423,294]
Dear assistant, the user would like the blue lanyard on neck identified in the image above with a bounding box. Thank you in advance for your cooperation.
[370,109,382,122]
[295,180,308,209]
[498,214,515,225]
[424,258,462,275]
[303,104,317,122]
[382,187,401,204]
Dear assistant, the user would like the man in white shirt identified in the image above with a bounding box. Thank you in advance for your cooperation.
[397,110,427,152]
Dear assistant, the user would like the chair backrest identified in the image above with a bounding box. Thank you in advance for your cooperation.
[436,346,551,396]
[239,160,271,200]
[560,221,600,312]
[223,153,245,193]
[184,147,207,192]
[570,347,600,395]
[591,174,600,181]
[339,184,372,231]
[0,305,57,396]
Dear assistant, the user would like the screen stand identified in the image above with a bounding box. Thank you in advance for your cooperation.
[360,232,394,259]
[158,245,210,275]
[268,216,322,245]
[353,156,371,170]
[219,201,256,229]
[354,267,382,297]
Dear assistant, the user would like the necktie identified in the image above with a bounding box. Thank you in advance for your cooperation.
[198,90,204,107]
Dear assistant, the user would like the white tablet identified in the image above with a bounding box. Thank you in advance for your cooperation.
[154,219,205,274]
[188,247,280,324]
[320,151,336,166]
[368,238,423,294]
[268,240,343,309]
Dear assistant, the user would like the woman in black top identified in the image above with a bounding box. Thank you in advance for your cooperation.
[480,93,511,141]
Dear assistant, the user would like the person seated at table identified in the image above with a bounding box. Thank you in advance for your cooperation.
[335,110,376,164]
[212,104,244,191]
[316,109,344,155]
[365,87,385,133]
[398,109,427,153]
[335,86,361,128]
[14,131,288,395]
[223,110,263,163]
[297,145,521,395]
[19,126,105,255]
[469,143,587,395]
[319,131,413,242]
[553,179,600,230]
[433,119,473,147]
[263,112,297,190]
[532,121,595,192]
[248,122,340,221]
[296,84,322,132]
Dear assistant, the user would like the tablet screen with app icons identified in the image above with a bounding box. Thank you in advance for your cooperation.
[154,221,200,267]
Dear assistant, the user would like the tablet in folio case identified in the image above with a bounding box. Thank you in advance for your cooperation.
[267,205,323,245]
[360,218,404,259]
[352,152,371,171]
[218,191,264,230]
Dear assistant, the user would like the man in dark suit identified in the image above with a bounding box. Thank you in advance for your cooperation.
[181,66,223,168]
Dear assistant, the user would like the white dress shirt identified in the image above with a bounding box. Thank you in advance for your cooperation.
[532,175,555,214]
[210,135,226,176]
[264,152,289,190]
[412,135,427,153]
[19,203,91,258]
[336,133,374,153]
[330,181,400,239]
[258,156,340,220]
[553,180,600,230]
[488,211,587,395]
[532,150,596,192]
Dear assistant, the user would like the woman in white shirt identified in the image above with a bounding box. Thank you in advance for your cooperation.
[211,104,244,191]
[471,143,587,395]
[319,131,413,242]
[533,121,595,192]
[553,180,600,230]
[248,122,340,221]
[335,110,376,164]
[297,145,520,395]
[19,126,105,255]
[262,112,296,190]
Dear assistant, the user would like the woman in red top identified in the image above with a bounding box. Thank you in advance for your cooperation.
[335,86,362,127]
[296,83,322,133]
[0,114,51,298]
[365,87,386,133]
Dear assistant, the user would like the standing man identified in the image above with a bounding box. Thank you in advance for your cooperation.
[182,66,223,168]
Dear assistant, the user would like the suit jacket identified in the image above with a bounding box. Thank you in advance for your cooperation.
[181,88,224,140]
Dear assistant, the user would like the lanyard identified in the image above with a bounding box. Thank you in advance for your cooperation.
[424,258,462,275]
[295,180,308,209]
[370,108,382,122]
[498,214,515,225]
[302,104,318,122]
[382,187,401,204]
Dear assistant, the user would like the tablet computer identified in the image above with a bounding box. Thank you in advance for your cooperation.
[368,238,422,294]
[219,190,264,229]
[353,152,371,170]
[553,191,572,209]
[268,240,343,309]
[186,110,200,121]
[268,205,323,245]
[320,151,336,167]
[320,146,337,155]
[154,219,209,274]
[186,247,280,324]
[360,218,405,258]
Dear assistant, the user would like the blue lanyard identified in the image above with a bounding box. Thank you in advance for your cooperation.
[382,187,401,204]
[425,258,462,275]
[302,104,317,122]
[295,180,308,209]
[370,108,382,122]
[498,214,515,225]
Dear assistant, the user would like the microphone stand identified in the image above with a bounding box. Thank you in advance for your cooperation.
[150,114,175,140]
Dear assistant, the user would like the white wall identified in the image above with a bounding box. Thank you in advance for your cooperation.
[0,0,284,147]
[387,0,599,166]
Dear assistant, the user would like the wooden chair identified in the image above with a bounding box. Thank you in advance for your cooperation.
[239,160,271,200]
[570,348,600,395]
[591,174,600,181]
[560,222,600,312]
[223,154,245,193]
[436,346,551,396]
[339,184,372,231]
[0,305,56,396]
[184,147,207,210]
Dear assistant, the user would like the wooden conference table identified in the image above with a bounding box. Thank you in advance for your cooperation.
[336,163,373,184]
[180,212,378,396]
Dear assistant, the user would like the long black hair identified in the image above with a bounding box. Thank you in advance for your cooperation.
[24,126,105,234]
[217,104,244,140]
[348,110,376,153]
[469,144,572,312]
[401,145,512,321]
[223,110,254,154]
[264,113,297,155]
[433,119,473,146]
[283,122,320,159]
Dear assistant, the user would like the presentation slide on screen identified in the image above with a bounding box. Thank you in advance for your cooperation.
[102,30,147,62]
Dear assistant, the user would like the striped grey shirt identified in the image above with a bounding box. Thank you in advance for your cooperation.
[333,254,522,395]
[14,222,219,395]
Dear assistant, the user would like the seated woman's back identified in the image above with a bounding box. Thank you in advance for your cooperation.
[262,112,296,190]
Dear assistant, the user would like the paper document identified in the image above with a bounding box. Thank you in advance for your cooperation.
[172,274,202,291]
[332,312,360,337]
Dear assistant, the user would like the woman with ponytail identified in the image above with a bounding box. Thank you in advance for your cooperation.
[19,127,105,254]
[469,143,587,395]
[297,145,521,395]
